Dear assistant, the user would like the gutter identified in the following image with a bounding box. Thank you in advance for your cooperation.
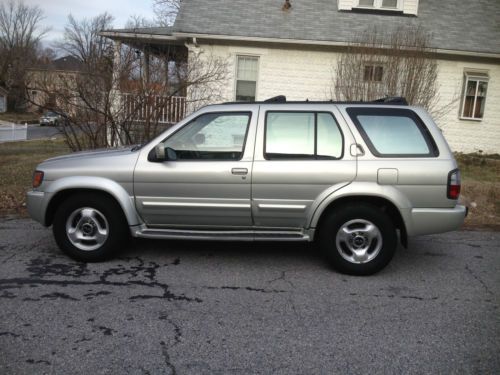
[172,32,500,60]
[99,31,180,43]
[99,30,500,60]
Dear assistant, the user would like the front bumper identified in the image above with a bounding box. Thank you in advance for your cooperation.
[403,205,467,236]
[26,190,48,226]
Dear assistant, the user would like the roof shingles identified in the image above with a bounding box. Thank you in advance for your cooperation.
[172,0,500,54]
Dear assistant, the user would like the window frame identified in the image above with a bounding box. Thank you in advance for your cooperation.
[363,64,384,82]
[235,55,260,102]
[355,0,403,11]
[460,73,489,121]
[346,107,439,158]
[160,111,253,162]
[263,111,345,161]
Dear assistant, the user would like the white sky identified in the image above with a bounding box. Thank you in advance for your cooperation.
[24,0,156,46]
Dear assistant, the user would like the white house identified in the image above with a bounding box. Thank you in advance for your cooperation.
[102,0,500,154]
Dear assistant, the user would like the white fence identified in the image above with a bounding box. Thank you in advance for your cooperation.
[0,123,27,142]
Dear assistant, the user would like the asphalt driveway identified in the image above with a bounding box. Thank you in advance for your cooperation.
[0,218,499,374]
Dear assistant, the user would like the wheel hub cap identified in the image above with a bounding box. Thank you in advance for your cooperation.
[65,207,109,251]
[335,219,383,264]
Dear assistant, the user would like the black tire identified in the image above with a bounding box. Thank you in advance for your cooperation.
[318,204,397,275]
[53,193,129,262]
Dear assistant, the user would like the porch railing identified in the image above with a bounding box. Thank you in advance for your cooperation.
[122,94,187,125]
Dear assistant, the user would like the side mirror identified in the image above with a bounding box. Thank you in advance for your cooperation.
[148,144,177,162]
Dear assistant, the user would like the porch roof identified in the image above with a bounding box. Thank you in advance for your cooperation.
[100,26,186,55]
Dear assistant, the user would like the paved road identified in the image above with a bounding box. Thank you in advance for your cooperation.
[0,219,498,374]
[27,124,62,140]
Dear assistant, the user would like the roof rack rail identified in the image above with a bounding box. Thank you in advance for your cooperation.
[222,96,408,105]
[372,96,408,105]
[264,95,287,103]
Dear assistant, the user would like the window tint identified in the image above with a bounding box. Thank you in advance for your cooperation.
[266,112,315,156]
[347,108,437,157]
[163,112,250,160]
[317,113,343,158]
[265,112,343,159]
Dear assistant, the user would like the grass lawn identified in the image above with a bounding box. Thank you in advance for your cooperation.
[455,153,500,230]
[0,139,69,216]
[0,139,498,229]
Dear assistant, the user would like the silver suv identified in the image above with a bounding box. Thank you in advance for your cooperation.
[27,97,466,275]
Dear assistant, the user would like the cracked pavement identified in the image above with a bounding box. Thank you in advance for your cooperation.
[0,218,499,374]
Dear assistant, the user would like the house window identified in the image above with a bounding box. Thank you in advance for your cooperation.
[364,65,384,82]
[236,56,259,102]
[460,73,488,120]
[356,0,402,10]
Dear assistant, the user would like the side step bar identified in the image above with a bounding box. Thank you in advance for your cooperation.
[132,227,311,242]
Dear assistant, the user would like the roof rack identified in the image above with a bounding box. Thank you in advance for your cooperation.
[223,96,408,105]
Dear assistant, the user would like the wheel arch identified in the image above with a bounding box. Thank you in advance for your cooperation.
[312,195,408,248]
[44,177,141,227]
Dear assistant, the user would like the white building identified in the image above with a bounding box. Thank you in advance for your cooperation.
[102,0,500,153]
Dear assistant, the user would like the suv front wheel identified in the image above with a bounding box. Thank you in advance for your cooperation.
[319,204,397,275]
[53,193,128,262]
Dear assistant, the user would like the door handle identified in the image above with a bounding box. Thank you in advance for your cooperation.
[231,168,248,175]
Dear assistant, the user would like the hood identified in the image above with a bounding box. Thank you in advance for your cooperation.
[38,145,142,183]
[42,146,137,164]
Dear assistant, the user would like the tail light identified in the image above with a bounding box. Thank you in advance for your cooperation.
[33,171,44,188]
[447,169,461,200]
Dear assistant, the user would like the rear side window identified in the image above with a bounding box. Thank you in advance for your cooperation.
[265,112,343,160]
[347,108,438,157]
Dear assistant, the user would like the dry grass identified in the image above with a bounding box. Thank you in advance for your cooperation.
[456,153,500,230]
[0,140,498,230]
[0,139,69,215]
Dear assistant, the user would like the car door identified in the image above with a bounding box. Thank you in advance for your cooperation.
[134,106,258,228]
[251,104,357,228]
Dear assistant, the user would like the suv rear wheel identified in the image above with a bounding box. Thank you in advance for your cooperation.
[53,193,128,262]
[319,204,397,275]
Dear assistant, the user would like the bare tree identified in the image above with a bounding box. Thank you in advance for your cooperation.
[26,13,230,151]
[153,0,182,26]
[333,25,439,110]
[0,0,49,110]
[55,13,114,67]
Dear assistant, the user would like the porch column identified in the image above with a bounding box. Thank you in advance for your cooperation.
[143,50,150,86]
[164,59,170,89]
[108,40,123,147]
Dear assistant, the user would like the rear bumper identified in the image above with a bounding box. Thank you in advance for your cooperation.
[403,205,467,236]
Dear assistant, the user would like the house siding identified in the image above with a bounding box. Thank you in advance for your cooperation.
[198,43,500,154]
[435,60,500,154]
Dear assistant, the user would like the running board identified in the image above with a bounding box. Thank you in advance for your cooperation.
[133,227,311,242]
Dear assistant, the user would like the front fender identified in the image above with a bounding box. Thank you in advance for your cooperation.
[307,181,412,228]
[43,176,141,226]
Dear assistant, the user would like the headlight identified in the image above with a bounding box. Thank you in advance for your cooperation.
[33,171,44,188]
